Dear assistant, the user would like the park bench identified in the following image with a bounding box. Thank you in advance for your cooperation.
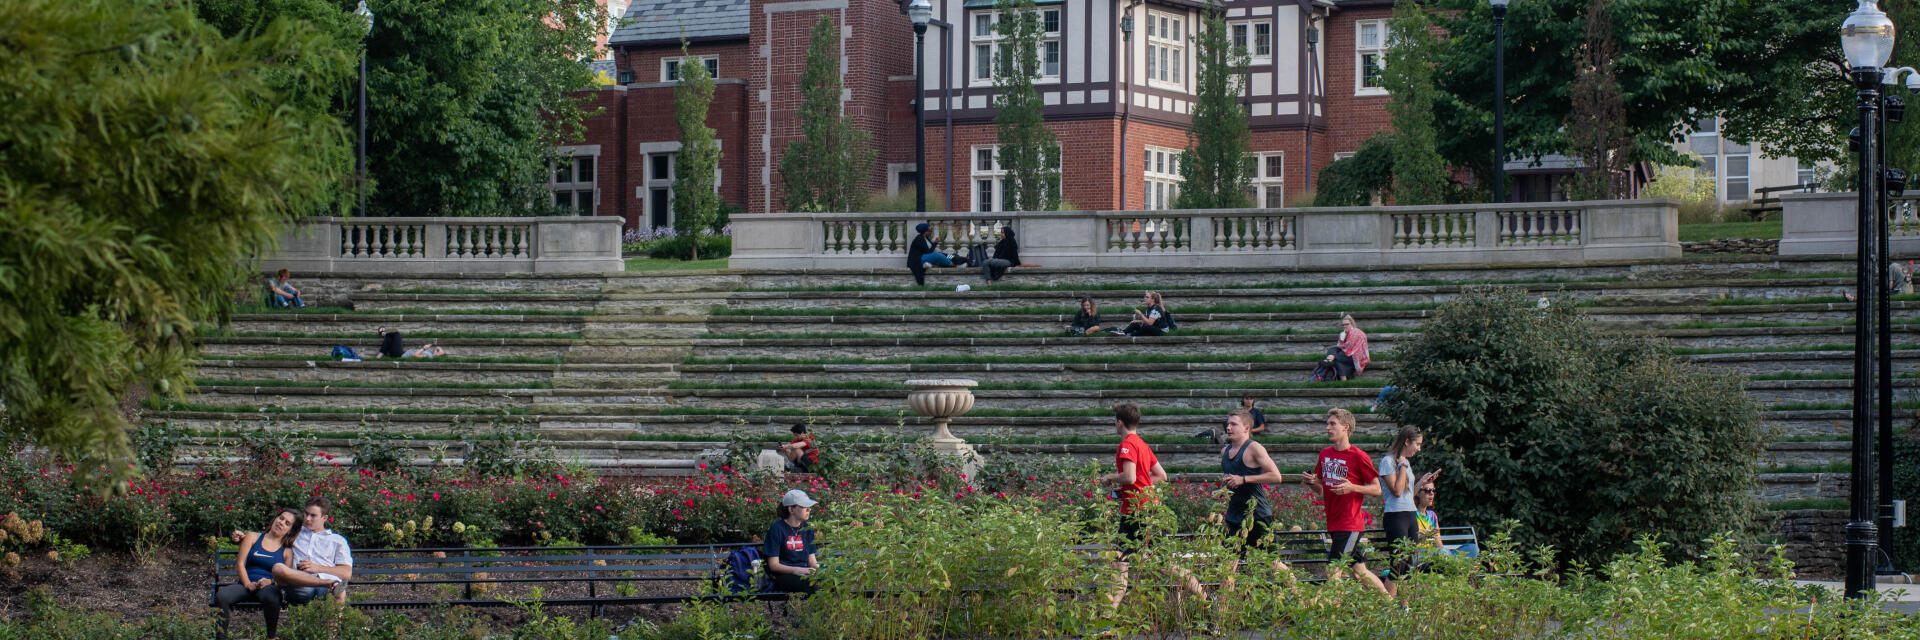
[1744,185,1806,222]
[210,543,788,617]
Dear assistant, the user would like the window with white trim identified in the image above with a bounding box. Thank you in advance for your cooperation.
[1230,20,1271,64]
[1797,160,1818,189]
[662,56,717,82]
[969,9,1062,85]
[549,154,597,213]
[1725,154,1750,201]
[1355,20,1386,95]
[1245,152,1285,208]
[1143,146,1183,210]
[1146,11,1185,88]
[971,145,1063,211]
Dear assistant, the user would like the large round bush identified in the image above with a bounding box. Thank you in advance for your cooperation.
[1385,287,1767,566]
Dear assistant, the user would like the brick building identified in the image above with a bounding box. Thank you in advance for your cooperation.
[562,0,1399,229]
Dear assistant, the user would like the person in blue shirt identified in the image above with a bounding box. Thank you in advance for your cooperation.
[214,508,300,640]
[763,489,820,593]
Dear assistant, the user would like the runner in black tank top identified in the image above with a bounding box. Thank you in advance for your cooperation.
[1219,411,1283,549]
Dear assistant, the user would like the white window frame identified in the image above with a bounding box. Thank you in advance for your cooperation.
[1355,20,1387,96]
[1725,154,1751,202]
[1797,160,1818,189]
[662,55,718,83]
[971,145,1063,212]
[968,9,1062,87]
[1229,20,1271,65]
[1143,145,1183,210]
[1146,11,1186,90]
[1247,152,1285,209]
[548,151,599,214]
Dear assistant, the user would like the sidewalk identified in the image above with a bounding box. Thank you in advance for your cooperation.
[1792,578,1920,614]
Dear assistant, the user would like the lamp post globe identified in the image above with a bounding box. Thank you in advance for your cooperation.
[1842,0,1895,70]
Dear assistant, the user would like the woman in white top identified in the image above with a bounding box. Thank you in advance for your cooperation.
[1377,425,1438,597]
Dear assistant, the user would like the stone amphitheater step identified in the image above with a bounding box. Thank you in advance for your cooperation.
[198,336,583,359]
[192,359,680,388]
[712,279,1862,313]
[145,408,1871,441]
[224,313,711,340]
[698,303,1910,337]
[685,326,1920,360]
[182,377,1905,414]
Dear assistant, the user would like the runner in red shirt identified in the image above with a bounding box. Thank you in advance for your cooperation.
[1302,408,1389,597]
[1098,402,1167,611]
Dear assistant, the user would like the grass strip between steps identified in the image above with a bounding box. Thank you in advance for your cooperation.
[711,301,1442,317]
[148,401,530,416]
[1767,498,1848,511]
[191,378,553,390]
[232,304,590,317]
[744,276,1634,294]
[698,326,1424,340]
[199,329,583,340]
[1759,462,1850,474]
[664,379,1391,391]
[197,354,565,364]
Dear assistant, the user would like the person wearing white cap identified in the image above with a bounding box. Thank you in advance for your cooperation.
[763,489,820,593]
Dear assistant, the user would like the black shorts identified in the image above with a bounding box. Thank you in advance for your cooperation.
[1118,515,1145,558]
[769,571,815,594]
[1224,516,1271,549]
[1380,511,1419,580]
[1327,530,1368,566]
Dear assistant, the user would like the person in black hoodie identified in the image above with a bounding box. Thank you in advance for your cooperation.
[376,326,405,359]
[907,222,959,285]
[981,226,1019,284]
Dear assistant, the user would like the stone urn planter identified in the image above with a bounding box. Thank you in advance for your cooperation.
[904,379,977,445]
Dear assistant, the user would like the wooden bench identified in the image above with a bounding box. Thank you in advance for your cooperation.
[211,543,789,616]
[1744,185,1806,222]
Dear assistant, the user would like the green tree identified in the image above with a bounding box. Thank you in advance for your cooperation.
[192,0,361,216]
[0,0,345,487]
[365,0,605,217]
[1563,0,1630,201]
[780,16,876,213]
[1428,0,1844,188]
[992,0,1061,212]
[672,42,721,260]
[1386,288,1766,567]
[1174,11,1252,210]
[1381,0,1448,206]
[1314,135,1397,206]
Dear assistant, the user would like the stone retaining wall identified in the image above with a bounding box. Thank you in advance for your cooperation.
[1769,509,1846,578]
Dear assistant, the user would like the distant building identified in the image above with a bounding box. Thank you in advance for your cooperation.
[558,0,1554,229]
[1676,116,1822,204]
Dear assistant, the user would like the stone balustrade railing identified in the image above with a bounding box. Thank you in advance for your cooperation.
[1779,191,1920,255]
[260,216,624,274]
[732,200,1680,269]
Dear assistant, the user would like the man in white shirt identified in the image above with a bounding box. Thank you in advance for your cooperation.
[234,497,353,604]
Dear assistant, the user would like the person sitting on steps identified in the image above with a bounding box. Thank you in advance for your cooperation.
[1121,292,1172,336]
[1067,297,1107,335]
[779,423,821,473]
[907,223,965,286]
[267,269,306,309]
[980,226,1018,285]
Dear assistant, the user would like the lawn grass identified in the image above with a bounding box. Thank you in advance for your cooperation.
[1749,271,1850,280]
[616,432,1377,446]
[625,257,730,272]
[192,378,552,390]
[697,326,1431,340]
[199,328,583,340]
[649,405,1379,418]
[683,353,1344,366]
[1677,221,1783,242]
[1759,462,1850,474]
[197,354,564,364]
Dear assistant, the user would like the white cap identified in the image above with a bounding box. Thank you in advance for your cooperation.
[781,489,818,508]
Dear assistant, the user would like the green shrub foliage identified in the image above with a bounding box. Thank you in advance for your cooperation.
[1386,287,1767,566]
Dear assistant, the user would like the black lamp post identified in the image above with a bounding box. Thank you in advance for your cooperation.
[356,1,374,217]
[1489,0,1508,203]
[1841,0,1894,601]
[1879,65,1919,574]
[908,0,933,213]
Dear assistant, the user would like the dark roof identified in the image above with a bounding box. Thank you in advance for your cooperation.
[611,0,749,46]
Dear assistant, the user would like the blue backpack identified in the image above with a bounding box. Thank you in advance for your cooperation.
[330,345,360,360]
[723,545,764,593]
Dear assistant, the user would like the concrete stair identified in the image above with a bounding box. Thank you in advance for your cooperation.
[162,256,1900,500]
